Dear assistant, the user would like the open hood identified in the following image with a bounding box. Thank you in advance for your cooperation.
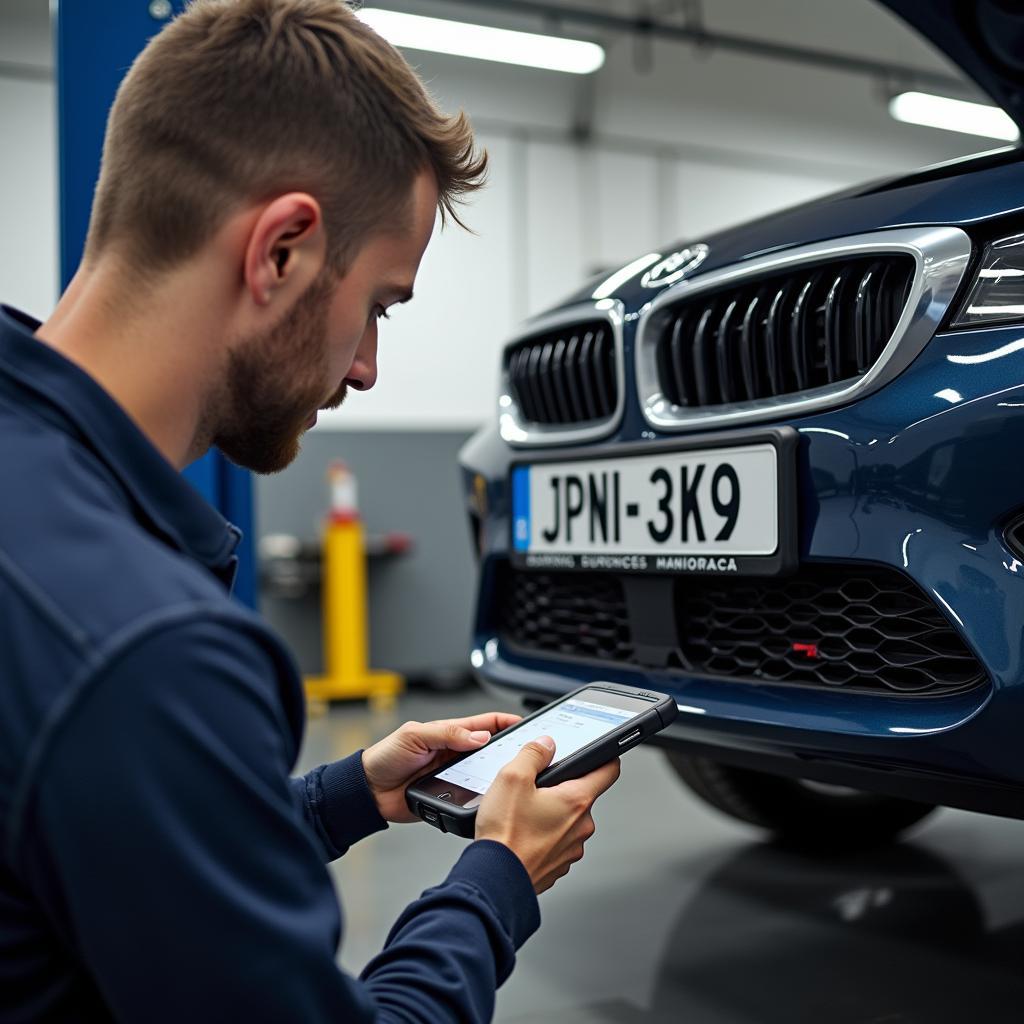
[879,0,1024,135]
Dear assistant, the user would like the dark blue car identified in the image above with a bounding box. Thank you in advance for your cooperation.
[459,2,1024,847]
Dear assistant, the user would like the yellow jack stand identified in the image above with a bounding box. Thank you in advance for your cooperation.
[305,463,404,710]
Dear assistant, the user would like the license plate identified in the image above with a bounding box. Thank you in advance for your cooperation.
[510,436,794,576]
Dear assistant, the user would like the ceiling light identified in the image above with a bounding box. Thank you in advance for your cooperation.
[888,91,1020,142]
[356,9,605,75]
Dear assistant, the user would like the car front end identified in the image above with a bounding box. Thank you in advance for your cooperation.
[461,145,1024,829]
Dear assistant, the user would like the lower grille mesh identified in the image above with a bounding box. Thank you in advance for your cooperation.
[497,568,633,663]
[495,563,985,697]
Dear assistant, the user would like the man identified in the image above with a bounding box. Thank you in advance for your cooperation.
[0,1,620,1020]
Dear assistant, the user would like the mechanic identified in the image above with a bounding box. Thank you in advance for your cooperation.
[0,1,621,1020]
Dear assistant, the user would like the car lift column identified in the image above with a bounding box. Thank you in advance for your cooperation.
[55,0,257,608]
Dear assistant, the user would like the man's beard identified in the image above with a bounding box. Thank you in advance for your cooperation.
[209,273,345,474]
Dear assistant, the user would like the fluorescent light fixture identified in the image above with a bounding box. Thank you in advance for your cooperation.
[889,91,1020,142]
[356,9,605,75]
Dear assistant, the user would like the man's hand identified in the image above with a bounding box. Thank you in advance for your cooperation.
[475,737,620,894]
[362,712,522,823]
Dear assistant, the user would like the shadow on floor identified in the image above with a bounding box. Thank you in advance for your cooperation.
[506,841,1024,1023]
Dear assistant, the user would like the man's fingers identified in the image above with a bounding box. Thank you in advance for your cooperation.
[503,736,555,779]
[409,719,492,753]
[443,711,522,736]
[556,757,621,803]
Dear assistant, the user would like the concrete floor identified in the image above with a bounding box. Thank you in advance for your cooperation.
[297,688,1024,1023]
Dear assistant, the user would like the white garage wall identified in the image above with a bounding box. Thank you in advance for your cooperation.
[0,76,57,320]
[0,0,57,322]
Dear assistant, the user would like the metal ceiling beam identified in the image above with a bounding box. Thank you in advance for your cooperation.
[440,0,967,93]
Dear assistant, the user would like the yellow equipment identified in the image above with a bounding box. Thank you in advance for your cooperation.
[305,461,403,708]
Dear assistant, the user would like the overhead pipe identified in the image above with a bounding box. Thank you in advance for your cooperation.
[440,0,967,93]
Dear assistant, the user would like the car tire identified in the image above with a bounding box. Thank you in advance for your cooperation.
[666,752,937,850]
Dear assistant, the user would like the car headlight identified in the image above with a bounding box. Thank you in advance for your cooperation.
[952,232,1024,328]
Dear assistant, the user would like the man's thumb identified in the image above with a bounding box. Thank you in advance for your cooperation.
[515,735,556,774]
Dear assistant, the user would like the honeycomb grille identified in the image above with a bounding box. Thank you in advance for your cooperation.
[495,563,985,697]
[674,566,985,694]
[497,568,633,663]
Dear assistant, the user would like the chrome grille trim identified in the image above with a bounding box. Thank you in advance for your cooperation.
[635,227,972,432]
[498,300,625,448]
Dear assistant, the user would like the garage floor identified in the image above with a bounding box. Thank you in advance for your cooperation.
[298,689,1024,1023]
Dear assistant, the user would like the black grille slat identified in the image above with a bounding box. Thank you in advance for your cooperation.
[764,283,789,395]
[508,319,616,427]
[537,341,559,422]
[526,346,546,420]
[853,263,880,373]
[823,272,842,383]
[656,320,678,406]
[592,328,614,417]
[549,338,571,423]
[577,331,598,420]
[789,273,818,391]
[693,304,717,406]
[564,334,587,421]
[872,262,893,359]
[496,563,986,698]
[670,313,691,406]
[715,298,740,404]
[823,267,858,384]
[652,253,915,409]
[739,291,763,400]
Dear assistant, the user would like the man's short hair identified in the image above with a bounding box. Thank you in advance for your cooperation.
[85,0,487,276]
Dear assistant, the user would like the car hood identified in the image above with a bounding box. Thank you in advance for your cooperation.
[879,0,1024,133]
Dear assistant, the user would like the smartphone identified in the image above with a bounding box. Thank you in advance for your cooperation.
[405,682,678,838]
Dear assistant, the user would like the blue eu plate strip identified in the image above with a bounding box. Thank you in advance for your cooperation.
[512,466,531,552]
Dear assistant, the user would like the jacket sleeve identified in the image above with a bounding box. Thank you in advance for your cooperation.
[17,615,539,1023]
[290,753,388,862]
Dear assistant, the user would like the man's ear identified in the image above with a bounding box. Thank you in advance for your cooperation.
[243,193,326,308]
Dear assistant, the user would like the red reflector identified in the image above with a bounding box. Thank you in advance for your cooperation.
[792,642,819,659]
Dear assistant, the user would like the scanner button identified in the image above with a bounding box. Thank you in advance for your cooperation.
[618,728,642,746]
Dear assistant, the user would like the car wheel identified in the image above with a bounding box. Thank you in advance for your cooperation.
[665,752,936,850]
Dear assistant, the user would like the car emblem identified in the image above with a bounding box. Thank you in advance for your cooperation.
[640,244,709,289]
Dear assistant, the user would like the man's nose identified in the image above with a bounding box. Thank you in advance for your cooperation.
[346,328,378,391]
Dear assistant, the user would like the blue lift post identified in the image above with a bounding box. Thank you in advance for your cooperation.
[55,0,257,607]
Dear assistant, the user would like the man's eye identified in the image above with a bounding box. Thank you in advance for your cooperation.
[373,304,390,321]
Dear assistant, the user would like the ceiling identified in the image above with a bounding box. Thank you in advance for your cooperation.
[5,0,969,88]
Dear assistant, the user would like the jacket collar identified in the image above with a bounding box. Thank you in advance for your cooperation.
[0,305,240,578]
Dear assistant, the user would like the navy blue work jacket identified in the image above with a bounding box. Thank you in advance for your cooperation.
[0,305,539,1022]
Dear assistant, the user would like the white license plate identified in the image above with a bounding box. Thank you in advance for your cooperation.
[511,443,780,573]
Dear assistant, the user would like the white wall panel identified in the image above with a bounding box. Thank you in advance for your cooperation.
[592,150,661,274]
[0,78,56,318]
[316,132,516,431]
[524,139,587,318]
[670,161,847,241]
